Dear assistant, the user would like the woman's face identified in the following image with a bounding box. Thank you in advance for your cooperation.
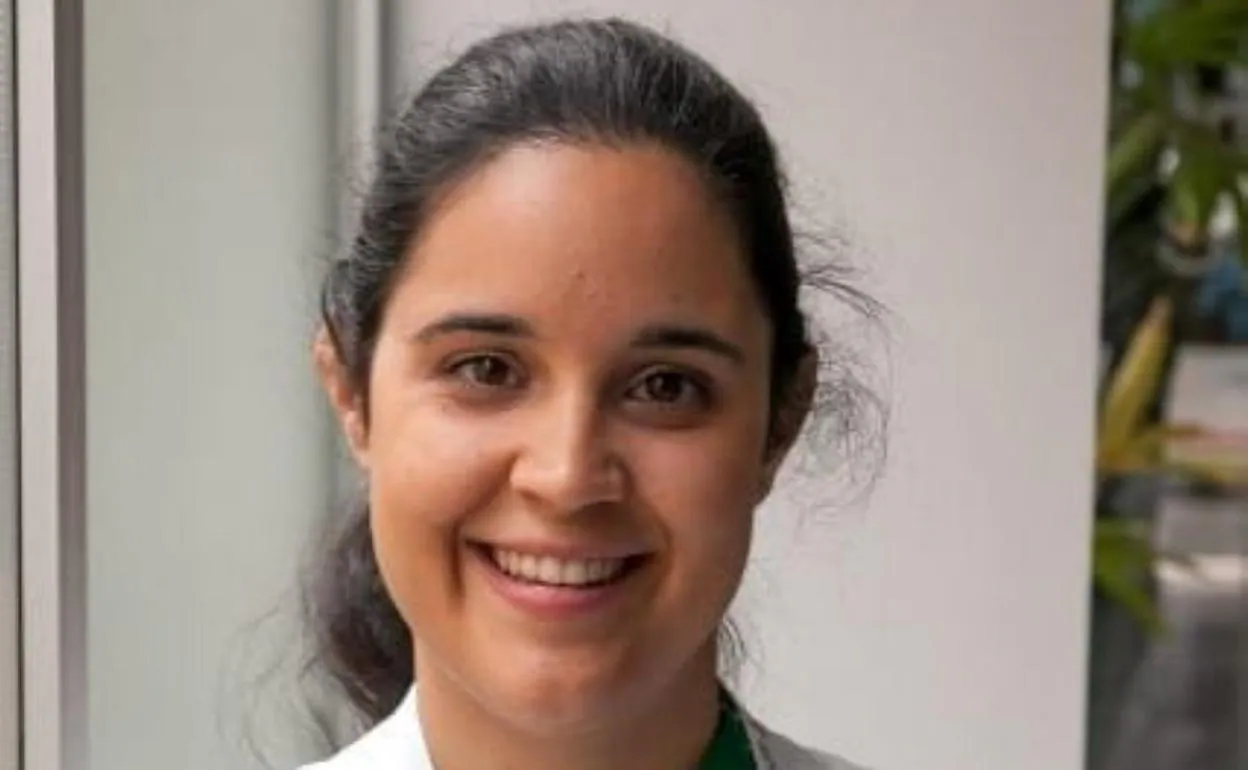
[326,143,799,733]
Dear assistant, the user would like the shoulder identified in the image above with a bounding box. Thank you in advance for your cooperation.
[749,717,871,770]
[297,692,425,770]
[295,724,397,770]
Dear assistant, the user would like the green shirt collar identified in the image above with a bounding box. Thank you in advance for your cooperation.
[699,689,759,770]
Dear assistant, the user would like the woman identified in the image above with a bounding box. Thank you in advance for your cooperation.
[304,17,876,770]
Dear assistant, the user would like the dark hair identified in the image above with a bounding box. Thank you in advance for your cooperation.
[306,17,882,731]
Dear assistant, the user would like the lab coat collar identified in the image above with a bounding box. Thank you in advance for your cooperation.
[315,685,773,770]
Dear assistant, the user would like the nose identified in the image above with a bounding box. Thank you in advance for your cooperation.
[509,391,626,514]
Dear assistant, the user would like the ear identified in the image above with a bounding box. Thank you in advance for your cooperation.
[758,351,817,500]
[314,326,371,469]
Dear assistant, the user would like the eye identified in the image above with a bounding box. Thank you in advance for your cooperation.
[626,368,711,409]
[446,353,523,390]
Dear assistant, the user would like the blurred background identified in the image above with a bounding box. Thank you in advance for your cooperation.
[1088,1,1248,769]
[1,1,1244,770]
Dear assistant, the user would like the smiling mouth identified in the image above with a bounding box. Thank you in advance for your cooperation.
[473,544,649,589]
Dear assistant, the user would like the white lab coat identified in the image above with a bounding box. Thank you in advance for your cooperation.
[300,689,865,770]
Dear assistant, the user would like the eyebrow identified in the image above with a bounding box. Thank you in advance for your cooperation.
[411,313,744,364]
[631,323,745,364]
[412,313,535,343]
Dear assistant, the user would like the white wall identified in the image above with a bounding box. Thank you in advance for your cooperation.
[85,3,336,769]
[392,4,1110,770]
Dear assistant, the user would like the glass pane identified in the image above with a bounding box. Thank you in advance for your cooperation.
[1087,2,1248,767]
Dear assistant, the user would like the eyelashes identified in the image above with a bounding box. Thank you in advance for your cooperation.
[446,353,524,390]
[624,369,712,409]
[440,352,716,412]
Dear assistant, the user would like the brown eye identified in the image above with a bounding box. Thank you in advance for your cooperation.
[627,369,709,407]
[448,354,522,389]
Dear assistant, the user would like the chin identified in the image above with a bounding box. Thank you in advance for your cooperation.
[483,652,644,735]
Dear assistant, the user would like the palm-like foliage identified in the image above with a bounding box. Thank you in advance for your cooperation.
[1094,0,1248,630]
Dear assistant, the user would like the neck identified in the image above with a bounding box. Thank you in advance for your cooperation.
[413,644,722,770]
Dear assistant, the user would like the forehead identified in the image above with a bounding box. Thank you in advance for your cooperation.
[388,143,767,339]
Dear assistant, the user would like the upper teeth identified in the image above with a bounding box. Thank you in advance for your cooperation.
[492,549,627,586]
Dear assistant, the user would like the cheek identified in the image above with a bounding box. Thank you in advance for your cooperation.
[366,368,508,530]
[363,370,513,619]
[628,410,769,567]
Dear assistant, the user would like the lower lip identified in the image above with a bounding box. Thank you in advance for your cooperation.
[472,548,646,621]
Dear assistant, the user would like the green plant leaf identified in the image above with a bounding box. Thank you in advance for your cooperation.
[1108,168,1162,229]
[1107,109,1166,195]
[1231,183,1248,273]
[1126,0,1248,68]
[1164,135,1237,246]
[1093,519,1166,634]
